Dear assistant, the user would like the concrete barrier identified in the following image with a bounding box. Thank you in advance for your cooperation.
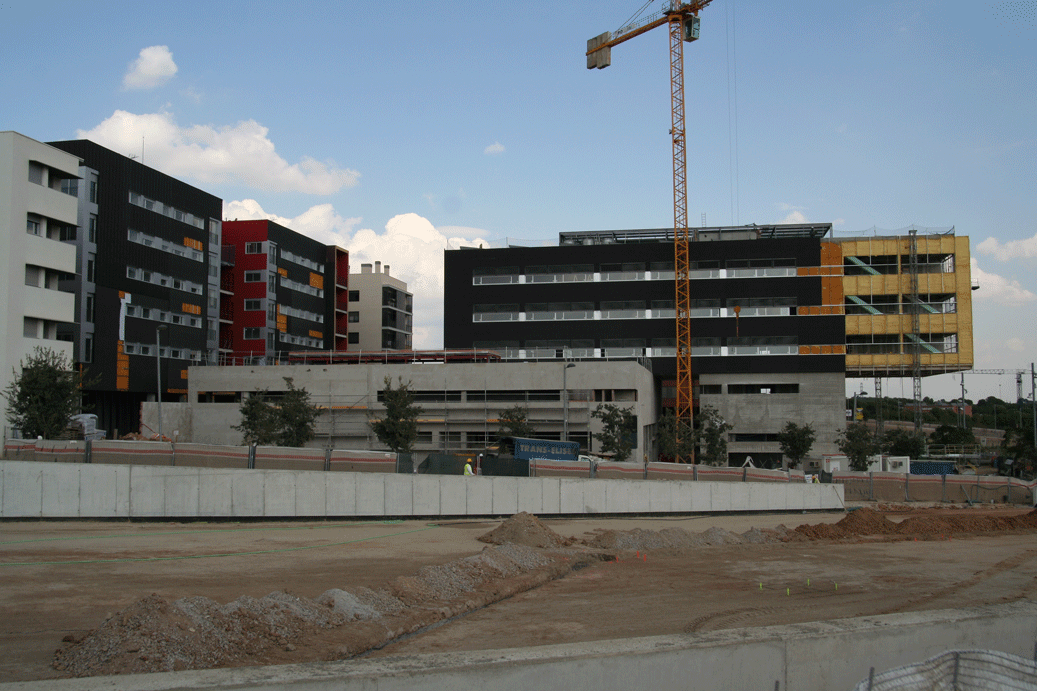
[0,460,845,519]
[5,603,1033,691]
[329,450,397,473]
[174,443,250,469]
[254,446,326,472]
[34,440,85,463]
[91,441,172,466]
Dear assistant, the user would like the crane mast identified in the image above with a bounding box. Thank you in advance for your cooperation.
[587,1,711,462]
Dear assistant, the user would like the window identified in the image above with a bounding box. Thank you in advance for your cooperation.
[60,178,78,197]
[26,218,41,235]
[23,317,38,338]
[27,162,44,185]
[85,295,95,323]
[88,215,97,243]
[348,332,359,344]
[245,242,263,254]
[244,327,261,340]
[348,311,360,323]
[89,179,98,203]
[349,290,360,302]
[24,266,40,287]
[83,336,93,364]
[86,255,96,283]
[245,299,262,311]
[244,271,263,282]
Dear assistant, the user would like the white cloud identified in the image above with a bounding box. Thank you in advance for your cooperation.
[484,141,505,155]
[781,210,807,224]
[970,258,1037,304]
[78,111,359,194]
[976,232,1037,262]
[1006,337,1024,352]
[123,46,178,90]
[224,201,490,348]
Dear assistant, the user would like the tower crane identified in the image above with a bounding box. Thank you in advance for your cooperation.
[587,1,712,462]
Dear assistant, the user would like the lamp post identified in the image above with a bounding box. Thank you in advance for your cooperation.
[156,325,167,441]
[562,363,576,442]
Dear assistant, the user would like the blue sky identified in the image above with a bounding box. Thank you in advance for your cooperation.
[2,0,1034,402]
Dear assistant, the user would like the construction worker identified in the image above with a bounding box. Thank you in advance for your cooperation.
[463,459,474,476]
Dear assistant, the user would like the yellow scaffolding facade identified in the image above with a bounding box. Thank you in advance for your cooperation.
[828,234,974,378]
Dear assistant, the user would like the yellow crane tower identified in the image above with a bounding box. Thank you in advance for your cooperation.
[587,0,712,462]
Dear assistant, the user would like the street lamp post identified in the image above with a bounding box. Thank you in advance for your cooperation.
[156,325,167,441]
[562,363,576,442]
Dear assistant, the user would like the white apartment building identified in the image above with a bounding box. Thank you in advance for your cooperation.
[347,261,413,350]
[0,132,80,427]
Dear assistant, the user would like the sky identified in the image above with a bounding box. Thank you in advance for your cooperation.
[1,0,1034,404]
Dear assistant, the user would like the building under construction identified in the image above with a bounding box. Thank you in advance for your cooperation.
[443,224,974,466]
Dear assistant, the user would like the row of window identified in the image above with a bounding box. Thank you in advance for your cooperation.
[127,229,205,262]
[278,332,323,349]
[280,248,325,273]
[280,275,324,298]
[126,266,204,295]
[123,342,203,361]
[128,191,206,230]
[278,304,324,324]
[125,304,202,328]
[27,161,83,198]
[473,299,798,322]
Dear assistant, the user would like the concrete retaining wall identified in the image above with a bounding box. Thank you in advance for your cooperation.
[0,460,844,519]
[4,603,1033,691]
[835,471,1035,505]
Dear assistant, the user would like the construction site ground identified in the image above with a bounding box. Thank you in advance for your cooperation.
[2,502,1036,683]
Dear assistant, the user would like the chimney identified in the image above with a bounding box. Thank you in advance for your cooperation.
[374,261,381,274]
[361,263,372,273]
[384,265,390,275]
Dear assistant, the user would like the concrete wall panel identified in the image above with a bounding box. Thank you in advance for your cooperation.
[626,481,651,514]
[295,472,328,517]
[648,479,673,512]
[580,479,608,513]
[263,471,297,517]
[198,468,235,517]
[78,464,130,518]
[163,468,199,517]
[356,474,386,515]
[516,477,543,514]
[230,470,266,517]
[491,477,519,516]
[558,479,583,514]
[41,463,80,516]
[439,476,467,515]
[412,475,440,515]
[540,477,561,514]
[384,475,415,516]
[605,480,630,513]
[128,466,166,517]
[1,462,41,517]
[728,483,751,511]
[326,473,358,516]
[465,477,493,515]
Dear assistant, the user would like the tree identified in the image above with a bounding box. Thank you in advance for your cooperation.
[695,404,732,466]
[232,377,320,447]
[838,422,878,471]
[882,428,925,459]
[776,421,816,469]
[369,376,422,453]
[591,403,636,462]
[930,424,976,448]
[277,379,322,447]
[1004,426,1036,479]
[655,408,695,462]
[497,404,536,440]
[3,347,86,439]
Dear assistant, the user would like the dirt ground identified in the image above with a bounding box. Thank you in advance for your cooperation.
[2,504,1036,682]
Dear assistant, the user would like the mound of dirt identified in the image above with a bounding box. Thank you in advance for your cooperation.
[53,542,566,679]
[477,512,572,548]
